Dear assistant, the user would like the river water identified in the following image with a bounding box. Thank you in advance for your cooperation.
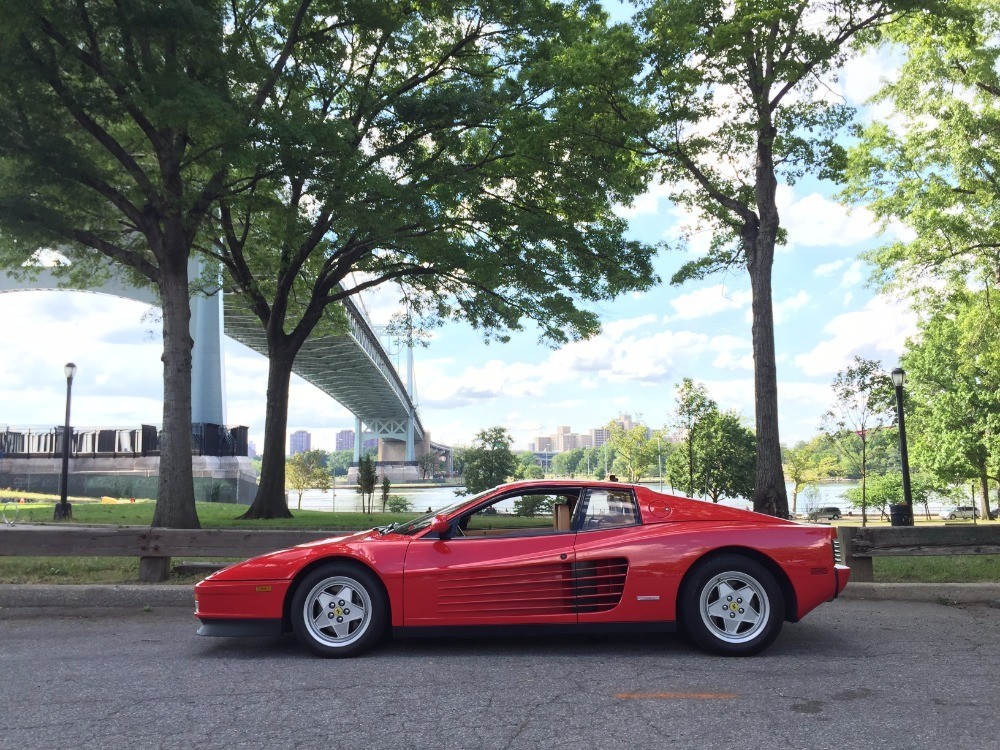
[292,480,876,516]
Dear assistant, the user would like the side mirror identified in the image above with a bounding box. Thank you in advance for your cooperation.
[427,514,452,538]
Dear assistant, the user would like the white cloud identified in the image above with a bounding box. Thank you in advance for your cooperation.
[794,295,917,377]
[777,187,882,248]
[774,291,810,325]
[815,260,846,276]
[661,201,721,256]
[614,180,673,218]
[840,261,865,287]
[707,335,753,371]
[836,47,902,106]
[417,319,716,409]
[667,283,752,320]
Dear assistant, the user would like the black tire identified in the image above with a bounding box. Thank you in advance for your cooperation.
[831,513,841,521]
[290,562,388,658]
[679,554,785,656]
[949,513,957,520]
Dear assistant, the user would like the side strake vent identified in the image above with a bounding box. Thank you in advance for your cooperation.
[574,558,629,614]
[436,558,629,616]
[437,563,576,616]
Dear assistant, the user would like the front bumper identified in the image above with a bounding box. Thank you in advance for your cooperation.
[194,578,292,629]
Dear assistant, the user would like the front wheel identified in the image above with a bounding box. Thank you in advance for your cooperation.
[290,562,388,658]
[680,555,785,656]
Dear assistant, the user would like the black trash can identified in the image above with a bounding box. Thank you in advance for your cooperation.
[889,504,913,527]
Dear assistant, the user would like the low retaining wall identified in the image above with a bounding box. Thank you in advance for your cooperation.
[0,456,258,504]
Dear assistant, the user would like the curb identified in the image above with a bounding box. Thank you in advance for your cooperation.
[0,584,193,609]
[1,582,999,610]
[839,582,1000,604]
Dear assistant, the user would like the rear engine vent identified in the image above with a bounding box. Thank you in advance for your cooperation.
[574,558,629,613]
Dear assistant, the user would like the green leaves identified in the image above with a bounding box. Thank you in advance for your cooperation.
[460,426,518,494]
[844,0,1000,293]
[902,288,1000,488]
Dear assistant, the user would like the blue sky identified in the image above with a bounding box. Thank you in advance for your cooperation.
[0,47,917,454]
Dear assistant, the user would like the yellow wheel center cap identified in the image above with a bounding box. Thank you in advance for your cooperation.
[334,607,343,616]
[730,603,739,611]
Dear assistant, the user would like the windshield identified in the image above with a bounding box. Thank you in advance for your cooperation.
[389,487,499,536]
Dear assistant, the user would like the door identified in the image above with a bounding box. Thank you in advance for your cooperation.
[402,489,579,627]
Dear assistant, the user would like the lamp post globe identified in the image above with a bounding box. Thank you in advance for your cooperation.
[54,362,76,521]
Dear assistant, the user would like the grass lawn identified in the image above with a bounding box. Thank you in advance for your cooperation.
[873,555,1000,583]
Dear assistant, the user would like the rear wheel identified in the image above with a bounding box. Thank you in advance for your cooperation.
[290,562,388,658]
[680,554,784,656]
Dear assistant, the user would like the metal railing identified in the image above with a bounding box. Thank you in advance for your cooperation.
[0,423,249,458]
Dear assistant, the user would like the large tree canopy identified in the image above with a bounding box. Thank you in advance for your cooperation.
[202,0,659,518]
[0,1,659,524]
[843,0,994,292]
[0,0,274,528]
[597,0,933,517]
[902,289,1000,518]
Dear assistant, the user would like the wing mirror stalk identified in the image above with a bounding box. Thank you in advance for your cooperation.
[427,514,455,540]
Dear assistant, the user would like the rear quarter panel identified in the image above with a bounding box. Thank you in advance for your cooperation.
[575,520,838,623]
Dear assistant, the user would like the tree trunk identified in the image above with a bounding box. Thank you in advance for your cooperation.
[687,428,695,497]
[747,247,789,518]
[151,255,200,529]
[979,463,990,520]
[240,348,295,519]
[861,439,868,527]
[747,116,789,519]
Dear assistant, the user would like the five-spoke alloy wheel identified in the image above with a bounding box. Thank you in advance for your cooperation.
[290,563,388,658]
[680,554,784,656]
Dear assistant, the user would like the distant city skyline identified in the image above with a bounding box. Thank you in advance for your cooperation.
[289,430,311,455]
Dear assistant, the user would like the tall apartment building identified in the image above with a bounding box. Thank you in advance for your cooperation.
[535,414,639,454]
[335,429,355,452]
[589,427,610,448]
[289,430,311,455]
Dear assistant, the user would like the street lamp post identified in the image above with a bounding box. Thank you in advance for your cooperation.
[891,367,914,526]
[54,362,77,521]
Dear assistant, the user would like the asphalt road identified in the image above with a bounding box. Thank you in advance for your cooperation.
[1,599,998,750]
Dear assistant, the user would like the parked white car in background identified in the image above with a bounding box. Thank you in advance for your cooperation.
[939,506,980,520]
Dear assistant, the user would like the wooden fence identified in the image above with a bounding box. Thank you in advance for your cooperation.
[838,525,1000,582]
[0,525,336,581]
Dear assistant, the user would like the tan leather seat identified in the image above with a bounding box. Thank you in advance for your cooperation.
[554,503,571,531]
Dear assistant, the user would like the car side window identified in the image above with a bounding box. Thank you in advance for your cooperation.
[575,489,640,531]
[452,492,580,538]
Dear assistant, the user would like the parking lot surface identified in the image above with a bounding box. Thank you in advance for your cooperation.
[1,598,998,750]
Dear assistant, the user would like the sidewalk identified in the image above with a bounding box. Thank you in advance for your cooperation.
[1,582,998,610]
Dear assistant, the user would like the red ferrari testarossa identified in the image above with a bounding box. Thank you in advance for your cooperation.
[195,480,849,657]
